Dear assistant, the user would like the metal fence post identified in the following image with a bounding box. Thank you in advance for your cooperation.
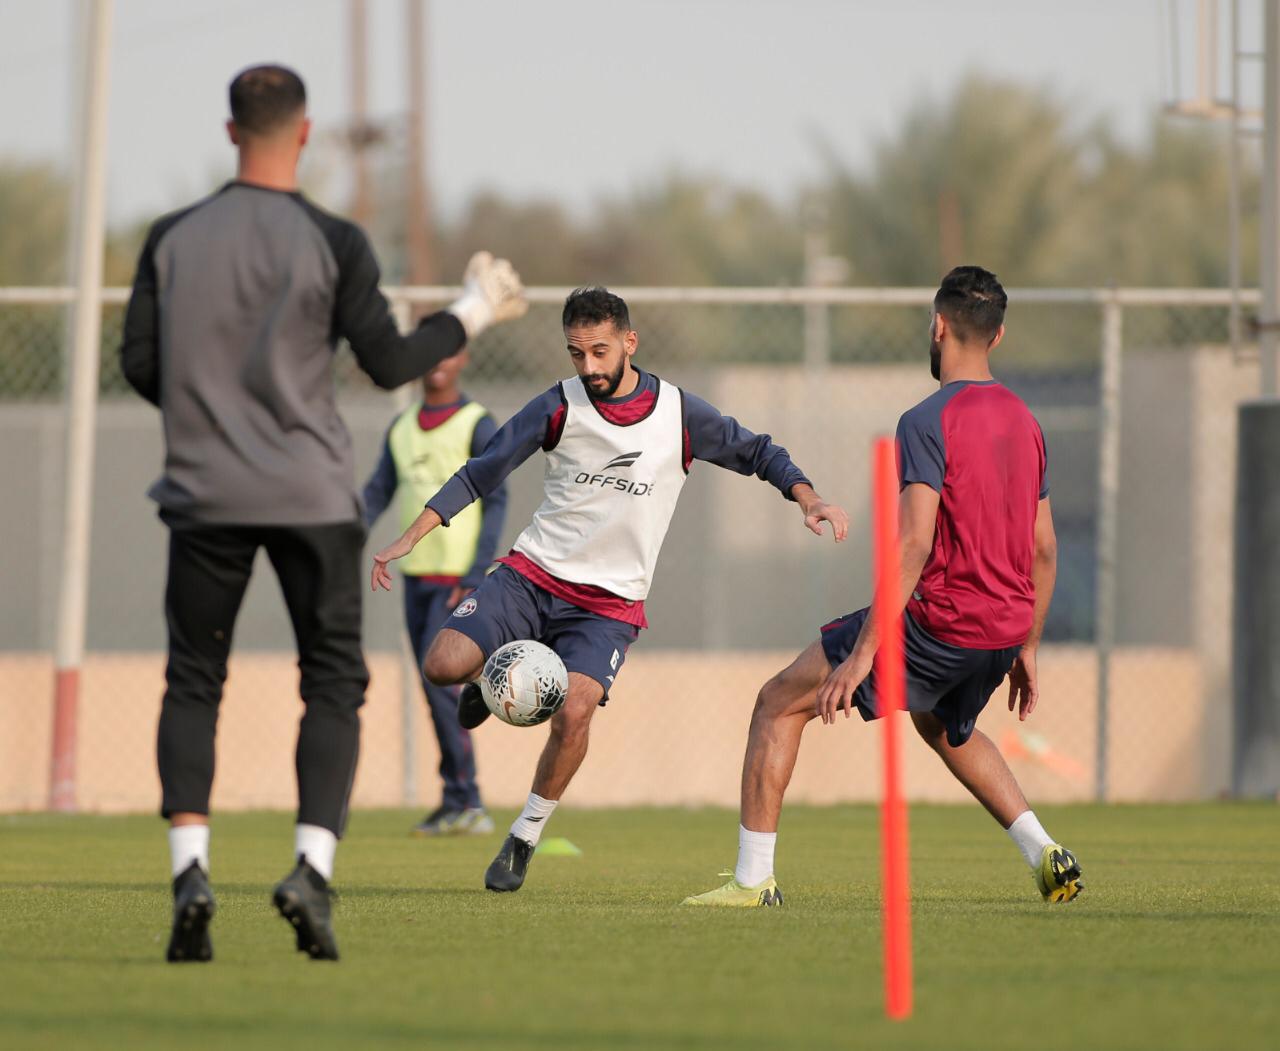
[803,232,831,622]
[391,295,419,808]
[1261,0,1280,395]
[1094,293,1123,801]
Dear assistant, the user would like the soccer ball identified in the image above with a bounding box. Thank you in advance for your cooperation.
[479,640,569,727]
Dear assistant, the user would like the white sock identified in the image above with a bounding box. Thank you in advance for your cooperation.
[1006,810,1054,869]
[510,793,558,847]
[734,824,777,887]
[168,824,209,878]
[295,823,337,881]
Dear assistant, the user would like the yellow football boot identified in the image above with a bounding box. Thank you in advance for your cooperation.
[682,872,783,907]
[1035,843,1084,903]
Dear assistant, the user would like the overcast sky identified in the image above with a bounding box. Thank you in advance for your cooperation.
[0,1,1248,227]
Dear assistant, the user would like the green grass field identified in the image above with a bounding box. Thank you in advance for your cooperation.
[1,804,1277,1051]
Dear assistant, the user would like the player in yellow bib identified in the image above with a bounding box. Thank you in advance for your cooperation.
[362,348,507,835]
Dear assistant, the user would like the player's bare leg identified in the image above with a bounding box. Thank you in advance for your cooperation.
[422,627,492,731]
[909,711,1029,826]
[485,673,604,892]
[740,642,830,833]
[911,710,1083,901]
[422,627,485,685]
[529,673,604,800]
[683,642,827,906]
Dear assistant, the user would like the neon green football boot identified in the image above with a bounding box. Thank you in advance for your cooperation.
[1035,843,1084,903]
[681,872,783,907]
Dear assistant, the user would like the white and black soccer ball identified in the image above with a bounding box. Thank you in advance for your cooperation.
[479,640,569,727]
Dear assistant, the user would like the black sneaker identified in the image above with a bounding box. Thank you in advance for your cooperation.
[484,834,535,892]
[272,856,339,961]
[411,805,461,837]
[457,681,490,730]
[412,805,496,837]
[166,860,214,963]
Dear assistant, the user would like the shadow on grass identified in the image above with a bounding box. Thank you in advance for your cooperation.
[0,953,165,966]
[0,1008,784,1051]
[1061,909,1279,924]
[0,880,491,899]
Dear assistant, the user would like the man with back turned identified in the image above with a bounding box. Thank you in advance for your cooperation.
[120,64,527,962]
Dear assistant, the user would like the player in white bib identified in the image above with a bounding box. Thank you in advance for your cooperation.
[372,287,848,892]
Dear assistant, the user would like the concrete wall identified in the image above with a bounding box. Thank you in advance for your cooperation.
[0,646,1202,813]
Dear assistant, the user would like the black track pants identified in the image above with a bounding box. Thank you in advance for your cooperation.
[156,520,369,835]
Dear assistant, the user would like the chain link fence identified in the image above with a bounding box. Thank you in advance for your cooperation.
[0,286,1259,814]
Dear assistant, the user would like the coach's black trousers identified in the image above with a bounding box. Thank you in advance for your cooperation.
[156,519,369,836]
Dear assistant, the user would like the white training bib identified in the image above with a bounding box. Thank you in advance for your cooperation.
[513,376,687,600]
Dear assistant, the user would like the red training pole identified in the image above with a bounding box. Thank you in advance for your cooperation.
[873,436,912,1020]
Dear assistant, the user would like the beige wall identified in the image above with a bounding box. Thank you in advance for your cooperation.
[1,644,1201,814]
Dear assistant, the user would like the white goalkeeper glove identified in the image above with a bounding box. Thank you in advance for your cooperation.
[446,251,528,340]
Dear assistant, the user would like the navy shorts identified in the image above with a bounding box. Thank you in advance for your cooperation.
[819,607,1019,747]
[443,566,640,700]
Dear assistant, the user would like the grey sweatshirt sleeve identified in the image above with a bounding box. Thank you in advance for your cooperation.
[682,391,812,500]
[295,199,467,389]
[426,386,563,525]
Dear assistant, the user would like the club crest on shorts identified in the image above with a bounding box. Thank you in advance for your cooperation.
[454,596,478,618]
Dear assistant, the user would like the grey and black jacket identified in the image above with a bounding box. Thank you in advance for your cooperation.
[120,180,465,525]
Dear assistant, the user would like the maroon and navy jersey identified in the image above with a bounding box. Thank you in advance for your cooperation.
[897,380,1048,650]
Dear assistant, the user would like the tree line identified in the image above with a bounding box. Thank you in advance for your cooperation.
[0,77,1255,292]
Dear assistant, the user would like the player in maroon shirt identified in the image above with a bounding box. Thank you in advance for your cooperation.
[685,266,1084,908]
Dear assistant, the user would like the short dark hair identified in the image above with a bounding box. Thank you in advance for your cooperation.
[562,286,631,331]
[934,266,1007,344]
[229,65,306,135]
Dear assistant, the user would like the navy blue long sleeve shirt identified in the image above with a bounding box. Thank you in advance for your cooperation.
[362,398,506,587]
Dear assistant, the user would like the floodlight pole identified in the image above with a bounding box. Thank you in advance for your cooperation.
[405,0,436,286]
[49,0,114,812]
[349,0,373,230]
[1197,0,1217,108]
